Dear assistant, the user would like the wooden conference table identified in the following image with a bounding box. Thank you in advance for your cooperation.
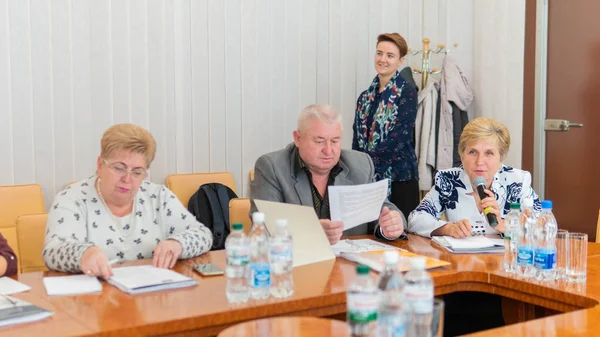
[3,234,600,337]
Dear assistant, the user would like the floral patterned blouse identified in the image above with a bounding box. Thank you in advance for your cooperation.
[352,71,418,182]
[407,165,541,237]
[43,176,213,273]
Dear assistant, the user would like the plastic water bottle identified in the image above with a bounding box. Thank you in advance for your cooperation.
[377,251,406,337]
[248,212,271,299]
[347,264,378,336]
[225,223,249,303]
[404,257,434,337]
[534,200,557,281]
[504,203,521,273]
[517,199,537,278]
[269,219,293,298]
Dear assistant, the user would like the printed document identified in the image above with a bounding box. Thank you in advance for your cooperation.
[328,179,389,230]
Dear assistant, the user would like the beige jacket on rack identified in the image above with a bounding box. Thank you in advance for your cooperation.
[437,57,474,170]
[415,81,438,191]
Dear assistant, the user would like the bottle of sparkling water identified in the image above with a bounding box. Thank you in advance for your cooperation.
[517,199,537,278]
[377,251,406,337]
[347,264,378,337]
[269,219,294,298]
[248,212,271,299]
[404,257,434,337]
[225,223,249,303]
[534,200,557,281]
[504,203,521,273]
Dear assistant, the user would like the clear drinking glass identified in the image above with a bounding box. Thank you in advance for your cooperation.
[566,233,587,283]
[555,229,568,280]
[407,299,444,337]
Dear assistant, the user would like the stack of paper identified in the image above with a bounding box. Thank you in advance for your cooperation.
[0,277,32,295]
[0,295,53,327]
[338,250,450,273]
[43,275,103,296]
[331,239,400,256]
[432,236,504,254]
[108,265,196,294]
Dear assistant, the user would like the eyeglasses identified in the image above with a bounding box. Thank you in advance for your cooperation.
[102,158,148,180]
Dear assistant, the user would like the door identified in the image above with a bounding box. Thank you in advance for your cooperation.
[545,0,600,241]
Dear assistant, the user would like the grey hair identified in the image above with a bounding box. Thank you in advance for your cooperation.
[297,104,343,132]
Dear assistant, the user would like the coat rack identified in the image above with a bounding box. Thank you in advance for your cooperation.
[409,38,458,88]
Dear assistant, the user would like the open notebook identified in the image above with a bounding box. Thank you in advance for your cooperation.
[0,295,53,328]
[432,236,504,254]
[107,265,197,294]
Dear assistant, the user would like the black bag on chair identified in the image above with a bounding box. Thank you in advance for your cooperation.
[187,183,238,250]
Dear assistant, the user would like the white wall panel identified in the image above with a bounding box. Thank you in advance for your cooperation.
[0,0,525,206]
[30,0,55,207]
[0,0,15,185]
[51,0,74,193]
[8,0,35,185]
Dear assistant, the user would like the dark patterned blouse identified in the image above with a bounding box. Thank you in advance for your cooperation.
[352,71,418,183]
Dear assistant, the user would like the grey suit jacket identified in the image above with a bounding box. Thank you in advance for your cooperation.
[250,143,407,240]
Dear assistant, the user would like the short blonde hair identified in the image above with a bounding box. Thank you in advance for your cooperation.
[459,118,511,161]
[297,104,343,132]
[101,124,157,167]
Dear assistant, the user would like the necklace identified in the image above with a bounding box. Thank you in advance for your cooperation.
[96,178,136,237]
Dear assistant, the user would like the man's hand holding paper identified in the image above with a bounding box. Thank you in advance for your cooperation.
[378,206,405,239]
[328,179,404,240]
[320,219,344,245]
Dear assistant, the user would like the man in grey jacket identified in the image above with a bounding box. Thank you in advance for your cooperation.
[250,104,406,245]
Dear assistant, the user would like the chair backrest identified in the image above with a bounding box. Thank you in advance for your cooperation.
[0,184,45,273]
[166,172,237,208]
[596,209,600,243]
[229,198,252,234]
[16,213,49,273]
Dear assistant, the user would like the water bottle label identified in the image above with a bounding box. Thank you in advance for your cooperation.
[378,315,405,337]
[534,250,556,270]
[227,248,249,266]
[347,294,378,323]
[249,263,270,288]
[517,247,534,266]
[270,243,293,261]
[404,285,433,314]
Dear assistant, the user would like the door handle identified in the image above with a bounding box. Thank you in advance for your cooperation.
[544,119,584,131]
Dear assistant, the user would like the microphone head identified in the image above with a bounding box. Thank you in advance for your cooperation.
[474,176,486,187]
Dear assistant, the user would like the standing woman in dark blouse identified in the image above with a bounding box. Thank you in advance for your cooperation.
[353,33,419,220]
[0,233,18,276]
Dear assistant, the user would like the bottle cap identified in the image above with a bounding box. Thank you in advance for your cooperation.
[409,257,426,270]
[510,203,520,210]
[356,264,370,275]
[383,250,399,264]
[252,212,265,223]
[232,223,243,231]
[275,219,288,228]
[521,198,533,208]
[541,200,553,209]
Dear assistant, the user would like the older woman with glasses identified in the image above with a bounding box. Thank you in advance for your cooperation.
[43,124,213,279]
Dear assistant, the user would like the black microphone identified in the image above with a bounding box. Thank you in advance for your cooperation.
[474,176,498,228]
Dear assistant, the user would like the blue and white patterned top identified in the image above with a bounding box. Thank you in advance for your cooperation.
[407,165,541,237]
[43,176,213,273]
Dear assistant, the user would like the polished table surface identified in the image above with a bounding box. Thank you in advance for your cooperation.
[2,234,600,336]
[217,317,350,337]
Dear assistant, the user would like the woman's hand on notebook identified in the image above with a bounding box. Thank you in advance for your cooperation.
[80,246,113,279]
[153,239,183,269]
[432,220,472,239]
